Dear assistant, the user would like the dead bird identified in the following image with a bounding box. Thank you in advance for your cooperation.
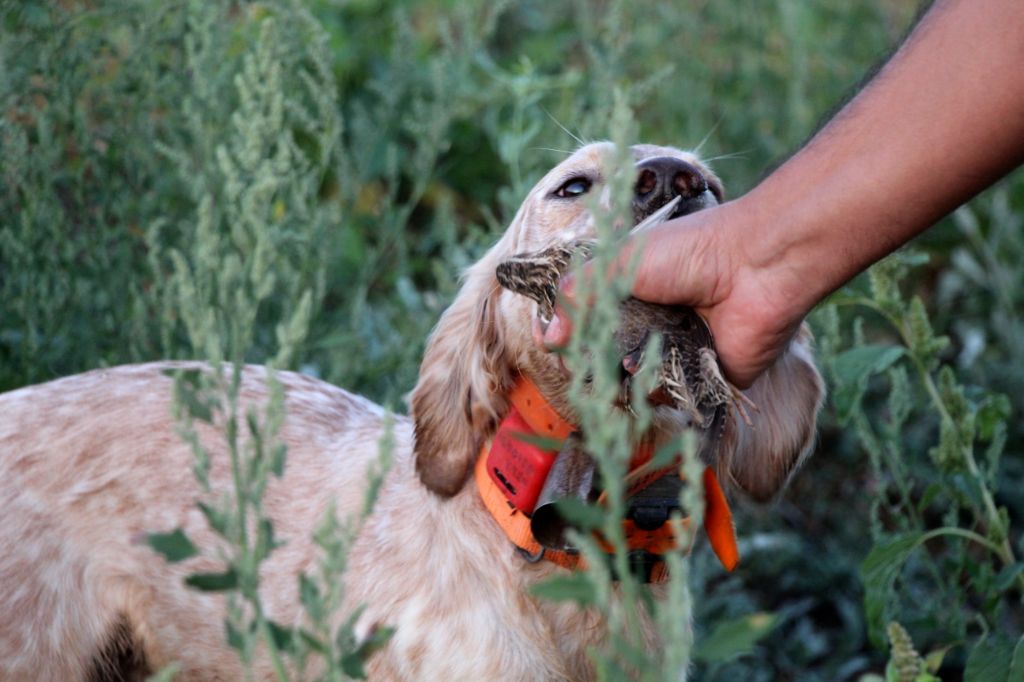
[495,241,753,437]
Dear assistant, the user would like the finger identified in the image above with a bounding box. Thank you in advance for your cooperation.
[629,213,724,307]
[541,258,607,348]
[542,311,569,349]
[531,313,547,349]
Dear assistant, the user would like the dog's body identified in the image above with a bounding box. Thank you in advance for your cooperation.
[0,364,607,680]
[0,143,823,680]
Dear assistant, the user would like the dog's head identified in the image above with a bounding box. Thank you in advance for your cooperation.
[497,142,724,254]
[410,142,822,501]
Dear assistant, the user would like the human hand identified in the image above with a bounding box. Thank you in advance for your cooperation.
[542,0,1024,389]
[540,200,809,389]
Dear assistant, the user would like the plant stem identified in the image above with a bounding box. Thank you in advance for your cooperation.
[838,294,1023,593]
[894,316,1024,595]
[257,608,290,682]
[908,348,1016,565]
[919,526,1006,558]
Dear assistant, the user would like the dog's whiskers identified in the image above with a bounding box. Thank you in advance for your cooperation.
[542,108,587,147]
[692,117,723,156]
[532,147,576,156]
[701,150,751,164]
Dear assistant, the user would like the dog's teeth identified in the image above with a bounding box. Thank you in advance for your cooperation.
[630,196,682,236]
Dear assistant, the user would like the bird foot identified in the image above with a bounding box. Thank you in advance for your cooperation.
[728,383,759,428]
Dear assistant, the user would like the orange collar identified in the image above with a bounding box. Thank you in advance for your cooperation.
[475,377,739,582]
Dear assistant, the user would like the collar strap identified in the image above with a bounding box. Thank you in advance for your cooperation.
[507,377,575,440]
[477,377,739,581]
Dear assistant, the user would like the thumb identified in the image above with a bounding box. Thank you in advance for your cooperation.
[541,272,576,349]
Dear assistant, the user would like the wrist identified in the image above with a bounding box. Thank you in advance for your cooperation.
[717,192,819,332]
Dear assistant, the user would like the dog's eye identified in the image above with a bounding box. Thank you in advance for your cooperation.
[554,177,592,198]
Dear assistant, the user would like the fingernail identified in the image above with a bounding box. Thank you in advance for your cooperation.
[531,314,547,348]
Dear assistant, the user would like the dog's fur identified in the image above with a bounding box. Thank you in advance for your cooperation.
[0,142,823,680]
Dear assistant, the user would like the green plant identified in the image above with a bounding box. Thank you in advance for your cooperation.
[141,3,394,678]
[819,251,1023,679]
[526,93,780,680]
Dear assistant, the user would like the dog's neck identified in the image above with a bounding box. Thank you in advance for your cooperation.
[476,375,739,580]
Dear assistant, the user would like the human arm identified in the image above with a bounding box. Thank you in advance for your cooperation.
[544,0,1024,387]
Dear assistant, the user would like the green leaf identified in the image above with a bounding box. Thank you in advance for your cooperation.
[180,388,214,423]
[198,502,230,536]
[341,625,395,679]
[1010,636,1024,682]
[299,573,322,620]
[553,497,604,531]
[225,618,246,652]
[693,611,779,664]
[298,629,327,655]
[266,620,294,653]
[650,439,683,468]
[924,645,953,673]
[976,393,1011,441]
[271,443,287,477]
[885,660,940,682]
[246,409,262,439]
[860,532,923,647]
[831,344,905,422]
[949,473,986,511]
[530,573,596,606]
[917,483,943,512]
[964,635,1016,682]
[146,528,198,563]
[185,568,239,592]
[832,344,906,386]
[164,367,203,387]
[253,518,281,562]
[341,648,369,678]
[509,431,566,451]
[995,563,1024,592]
[170,369,217,423]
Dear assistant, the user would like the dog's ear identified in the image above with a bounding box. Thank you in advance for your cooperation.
[717,326,824,502]
[410,240,513,497]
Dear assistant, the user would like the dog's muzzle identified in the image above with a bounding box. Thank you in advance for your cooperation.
[632,156,716,224]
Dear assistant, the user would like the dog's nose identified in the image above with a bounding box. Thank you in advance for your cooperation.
[633,156,709,223]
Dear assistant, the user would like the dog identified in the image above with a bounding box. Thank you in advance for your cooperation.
[0,142,824,680]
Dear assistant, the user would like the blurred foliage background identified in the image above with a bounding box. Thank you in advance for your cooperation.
[3,0,1023,679]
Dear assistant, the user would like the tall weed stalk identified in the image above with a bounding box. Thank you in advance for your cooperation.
[820,253,1023,680]
[530,94,775,680]
[144,3,391,679]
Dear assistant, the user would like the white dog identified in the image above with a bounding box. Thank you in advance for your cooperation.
[0,142,823,680]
